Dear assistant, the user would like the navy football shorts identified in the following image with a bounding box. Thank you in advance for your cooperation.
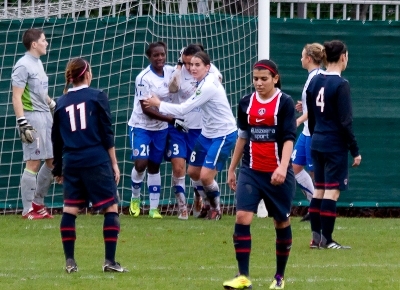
[311,149,349,191]
[63,161,119,210]
[235,166,295,222]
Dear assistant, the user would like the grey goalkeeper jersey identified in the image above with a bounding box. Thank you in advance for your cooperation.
[12,52,49,112]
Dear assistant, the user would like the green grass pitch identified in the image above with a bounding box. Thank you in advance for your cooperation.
[0,214,399,290]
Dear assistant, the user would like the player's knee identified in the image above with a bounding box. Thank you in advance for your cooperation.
[134,160,148,173]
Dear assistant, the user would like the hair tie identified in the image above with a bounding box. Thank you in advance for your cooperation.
[77,61,88,78]
[253,64,277,75]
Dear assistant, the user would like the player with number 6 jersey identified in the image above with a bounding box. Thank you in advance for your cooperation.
[144,51,237,220]
[167,44,223,219]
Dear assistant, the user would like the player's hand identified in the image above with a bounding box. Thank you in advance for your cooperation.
[295,100,303,112]
[227,170,237,191]
[168,68,181,93]
[49,99,56,118]
[352,155,362,167]
[17,116,36,143]
[143,95,161,108]
[172,118,188,133]
[112,163,120,185]
[271,165,287,186]
[54,176,64,184]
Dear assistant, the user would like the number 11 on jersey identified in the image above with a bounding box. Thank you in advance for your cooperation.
[66,102,87,131]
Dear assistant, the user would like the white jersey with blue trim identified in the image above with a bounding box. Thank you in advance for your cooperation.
[172,63,222,129]
[128,64,175,131]
[159,73,236,138]
[301,68,322,136]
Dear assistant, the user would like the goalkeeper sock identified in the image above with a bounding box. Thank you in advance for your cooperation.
[103,212,120,263]
[233,223,251,276]
[60,212,77,260]
[295,170,314,202]
[21,169,37,215]
[173,176,186,210]
[148,172,161,210]
[34,164,53,204]
[131,167,145,199]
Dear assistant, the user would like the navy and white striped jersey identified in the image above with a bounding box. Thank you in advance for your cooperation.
[306,71,359,157]
[52,85,115,175]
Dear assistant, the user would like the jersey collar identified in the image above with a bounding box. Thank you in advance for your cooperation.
[68,84,89,92]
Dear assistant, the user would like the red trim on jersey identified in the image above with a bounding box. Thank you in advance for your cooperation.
[247,91,282,172]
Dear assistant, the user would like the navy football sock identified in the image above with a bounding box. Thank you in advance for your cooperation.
[275,225,292,278]
[60,212,77,260]
[320,199,337,243]
[103,212,120,263]
[233,223,251,276]
[309,198,322,240]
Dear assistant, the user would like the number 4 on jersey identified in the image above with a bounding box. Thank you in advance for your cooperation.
[316,87,325,112]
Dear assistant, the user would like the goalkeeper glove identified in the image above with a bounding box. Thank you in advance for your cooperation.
[17,116,36,143]
[49,99,56,118]
[171,118,188,133]
[177,47,186,66]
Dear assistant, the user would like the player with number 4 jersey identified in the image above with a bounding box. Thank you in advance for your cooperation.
[306,40,361,250]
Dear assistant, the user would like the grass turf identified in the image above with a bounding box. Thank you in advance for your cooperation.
[0,214,398,290]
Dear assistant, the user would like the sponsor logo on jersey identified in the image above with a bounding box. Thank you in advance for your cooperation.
[196,89,201,96]
[256,118,265,122]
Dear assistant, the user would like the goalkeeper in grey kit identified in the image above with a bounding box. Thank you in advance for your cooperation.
[11,28,56,219]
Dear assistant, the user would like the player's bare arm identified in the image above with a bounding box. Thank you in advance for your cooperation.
[108,147,120,185]
[12,86,25,118]
[139,99,172,123]
[227,137,246,191]
[296,112,308,127]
